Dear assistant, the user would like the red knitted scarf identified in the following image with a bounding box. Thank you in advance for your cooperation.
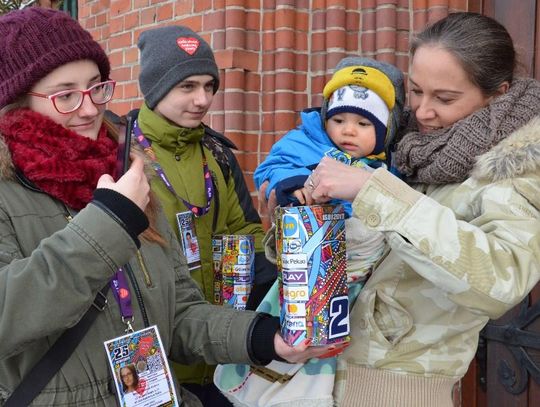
[0,109,118,209]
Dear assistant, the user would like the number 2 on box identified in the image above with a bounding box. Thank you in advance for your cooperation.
[328,296,350,339]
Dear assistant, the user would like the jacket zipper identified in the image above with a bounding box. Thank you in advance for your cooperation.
[125,262,150,328]
[211,172,219,231]
[136,250,152,286]
[62,203,74,222]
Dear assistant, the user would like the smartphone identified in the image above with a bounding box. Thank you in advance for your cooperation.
[115,112,135,180]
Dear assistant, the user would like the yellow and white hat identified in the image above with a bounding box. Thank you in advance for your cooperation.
[323,66,396,155]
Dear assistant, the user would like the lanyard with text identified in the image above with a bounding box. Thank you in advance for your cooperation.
[110,267,134,333]
[133,120,214,217]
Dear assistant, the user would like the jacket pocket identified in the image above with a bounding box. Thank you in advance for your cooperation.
[366,289,413,346]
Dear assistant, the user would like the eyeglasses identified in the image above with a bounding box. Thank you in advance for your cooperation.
[28,80,116,114]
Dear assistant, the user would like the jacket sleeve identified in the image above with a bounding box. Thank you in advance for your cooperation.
[0,203,139,359]
[274,175,310,206]
[253,128,319,198]
[164,224,275,365]
[352,168,540,319]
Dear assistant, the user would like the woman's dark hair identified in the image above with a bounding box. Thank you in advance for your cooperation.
[410,12,516,96]
[120,364,139,392]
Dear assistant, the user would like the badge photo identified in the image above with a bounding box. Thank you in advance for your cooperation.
[104,326,179,407]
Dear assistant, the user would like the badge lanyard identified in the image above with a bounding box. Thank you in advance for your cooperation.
[110,268,134,333]
[133,120,214,217]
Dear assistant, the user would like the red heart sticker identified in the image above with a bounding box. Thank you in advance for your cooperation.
[119,288,129,299]
[136,378,147,396]
[176,37,200,55]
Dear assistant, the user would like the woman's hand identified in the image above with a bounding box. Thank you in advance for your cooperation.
[97,153,150,211]
[305,157,372,203]
[274,333,350,363]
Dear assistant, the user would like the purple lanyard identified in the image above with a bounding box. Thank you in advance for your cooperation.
[110,268,134,333]
[133,120,214,217]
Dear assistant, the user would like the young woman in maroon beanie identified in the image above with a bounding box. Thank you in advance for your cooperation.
[0,8,337,406]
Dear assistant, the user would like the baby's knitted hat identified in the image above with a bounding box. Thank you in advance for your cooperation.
[331,57,405,153]
[323,66,396,155]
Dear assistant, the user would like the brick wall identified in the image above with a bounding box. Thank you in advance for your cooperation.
[79,0,479,228]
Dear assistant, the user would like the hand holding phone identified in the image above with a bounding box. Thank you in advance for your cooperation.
[98,154,150,211]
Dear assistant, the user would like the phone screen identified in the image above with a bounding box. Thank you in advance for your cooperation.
[115,114,134,180]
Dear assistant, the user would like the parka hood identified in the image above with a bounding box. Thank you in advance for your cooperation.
[472,116,540,182]
[0,135,15,182]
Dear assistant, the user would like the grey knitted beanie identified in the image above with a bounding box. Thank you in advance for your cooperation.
[138,26,220,109]
[322,57,405,150]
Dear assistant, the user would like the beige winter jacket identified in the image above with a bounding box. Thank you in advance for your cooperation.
[335,117,540,406]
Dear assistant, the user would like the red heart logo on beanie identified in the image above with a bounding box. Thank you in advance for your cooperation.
[176,37,200,55]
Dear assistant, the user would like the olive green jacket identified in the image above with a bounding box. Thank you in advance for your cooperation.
[137,104,276,385]
[0,134,262,406]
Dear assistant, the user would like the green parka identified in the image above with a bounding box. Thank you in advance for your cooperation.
[0,129,273,406]
[136,104,276,385]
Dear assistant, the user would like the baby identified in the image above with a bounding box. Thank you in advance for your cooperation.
[255,61,404,283]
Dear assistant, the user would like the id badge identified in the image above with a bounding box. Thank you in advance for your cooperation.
[104,326,179,407]
[176,211,202,271]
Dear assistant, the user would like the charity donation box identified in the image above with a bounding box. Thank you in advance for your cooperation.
[212,234,255,310]
[275,205,350,346]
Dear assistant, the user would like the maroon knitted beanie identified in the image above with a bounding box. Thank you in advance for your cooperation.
[0,8,110,108]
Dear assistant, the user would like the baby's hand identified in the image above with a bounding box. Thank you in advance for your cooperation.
[258,181,278,220]
[292,187,313,206]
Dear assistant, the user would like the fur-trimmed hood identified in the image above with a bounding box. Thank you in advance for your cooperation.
[0,135,13,181]
[472,116,540,182]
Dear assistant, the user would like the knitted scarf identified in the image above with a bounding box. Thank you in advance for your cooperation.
[0,109,117,209]
[395,77,540,184]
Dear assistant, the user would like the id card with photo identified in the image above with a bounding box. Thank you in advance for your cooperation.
[104,326,179,407]
[176,211,202,271]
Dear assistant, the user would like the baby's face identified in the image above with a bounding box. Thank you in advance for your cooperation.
[326,112,376,158]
